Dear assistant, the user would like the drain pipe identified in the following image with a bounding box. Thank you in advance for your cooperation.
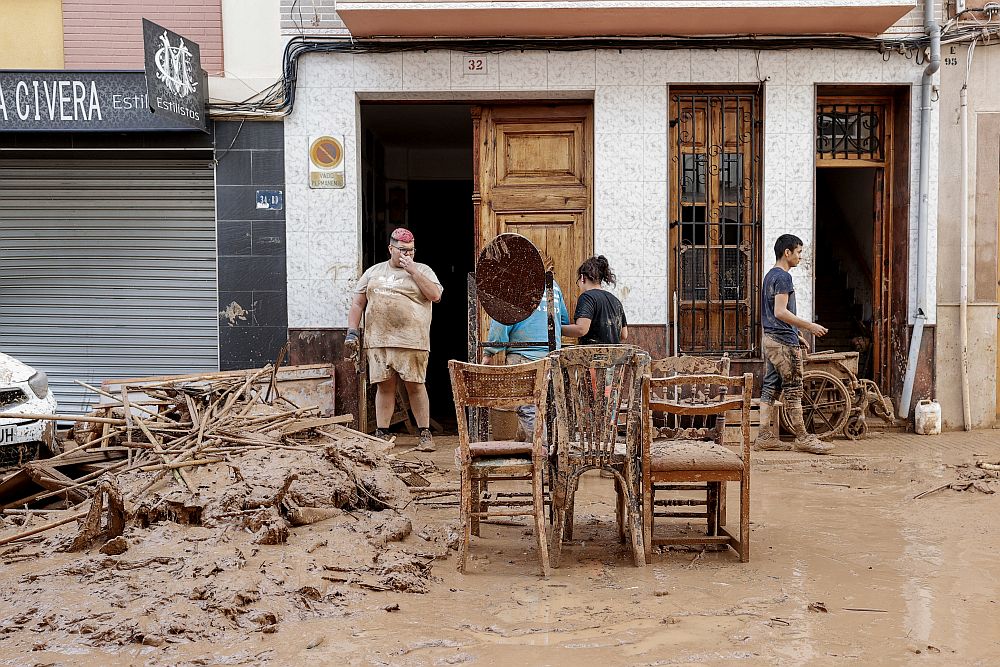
[898,3,941,419]
[959,40,977,430]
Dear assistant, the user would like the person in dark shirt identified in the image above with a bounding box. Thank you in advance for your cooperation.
[756,234,832,455]
[562,255,628,344]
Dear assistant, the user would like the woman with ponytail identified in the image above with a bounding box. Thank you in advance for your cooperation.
[562,255,628,344]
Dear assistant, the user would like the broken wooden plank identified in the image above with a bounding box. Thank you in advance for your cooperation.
[280,415,354,435]
[136,458,223,473]
[0,510,88,546]
[0,412,126,425]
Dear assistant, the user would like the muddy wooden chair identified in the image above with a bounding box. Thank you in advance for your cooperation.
[549,345,649,568]
[449,358,552,576]
[642,372,753,563]
[648,356,732,535]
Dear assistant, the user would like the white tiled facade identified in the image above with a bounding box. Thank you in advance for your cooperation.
[284,48,936,331]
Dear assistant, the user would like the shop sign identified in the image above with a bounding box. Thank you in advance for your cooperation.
[142,19,207,132]
[309,135,346,189]
[0,71,195,132]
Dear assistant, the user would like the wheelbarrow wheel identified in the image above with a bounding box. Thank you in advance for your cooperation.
[780,370,851,439]
[844,415,868,440]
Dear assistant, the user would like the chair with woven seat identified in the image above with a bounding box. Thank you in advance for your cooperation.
[647,356,732,537]
[549,345,649,568]
[642,371,753,563]
[449,358,552,576]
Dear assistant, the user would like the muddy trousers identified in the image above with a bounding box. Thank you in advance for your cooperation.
[759,335,809,439]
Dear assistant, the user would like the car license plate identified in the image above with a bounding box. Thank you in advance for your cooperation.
[0,426,14,445]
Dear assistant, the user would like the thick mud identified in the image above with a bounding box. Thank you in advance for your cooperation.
[1,434,999,665]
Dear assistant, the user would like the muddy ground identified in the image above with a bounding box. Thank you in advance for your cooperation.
[1,430,999,666]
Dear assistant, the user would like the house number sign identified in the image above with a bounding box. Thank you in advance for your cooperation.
[464,57,488,75]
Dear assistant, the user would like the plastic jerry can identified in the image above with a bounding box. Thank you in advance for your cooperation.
[914,399,941,435]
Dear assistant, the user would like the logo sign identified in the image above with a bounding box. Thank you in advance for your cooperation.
[142,18,206,132]
[309,135,346,189]
[0,72,198,132]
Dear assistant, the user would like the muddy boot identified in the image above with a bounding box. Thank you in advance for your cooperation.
[792,434,833,455]
[785,400,833,455]
[415,428,435,452]
[753,402,791,451]
[374,428,393,442]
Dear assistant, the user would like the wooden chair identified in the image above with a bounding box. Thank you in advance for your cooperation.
[648,356,732,530]
[549,345,649,568]
[642,372,753,563]
[449,358,552,576]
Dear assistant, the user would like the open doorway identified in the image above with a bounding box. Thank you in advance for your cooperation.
[360,103,475,431]
[815,167,879,380]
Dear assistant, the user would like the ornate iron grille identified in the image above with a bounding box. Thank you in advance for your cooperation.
[816,103,886,161]
[670,91,761,357]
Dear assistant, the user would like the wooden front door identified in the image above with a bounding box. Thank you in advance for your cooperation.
[472,103,594,333]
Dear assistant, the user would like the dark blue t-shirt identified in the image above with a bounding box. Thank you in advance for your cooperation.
[762,267,799,346]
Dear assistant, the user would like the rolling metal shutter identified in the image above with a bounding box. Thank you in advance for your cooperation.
[0,159,219,414]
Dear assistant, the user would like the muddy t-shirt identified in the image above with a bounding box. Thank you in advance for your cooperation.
[355,261,442,351]
[574,289,627,345]
[761,266,799,346]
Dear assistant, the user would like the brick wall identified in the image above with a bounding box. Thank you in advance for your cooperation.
[280,0,347,35]
[63,0,224,73]
[883,0,944,36]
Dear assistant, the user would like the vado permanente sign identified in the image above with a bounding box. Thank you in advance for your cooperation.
[142,18,207,132]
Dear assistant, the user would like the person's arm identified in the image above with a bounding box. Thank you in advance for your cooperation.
[345,290,367,360]
[562,318,591,338]
[482,321,510,363]
[347,292,367,330]
[401,257,442,302]
[557,288,571,326]
[621,325,629,341]
[562,293,593,338]
[774,292,827,337]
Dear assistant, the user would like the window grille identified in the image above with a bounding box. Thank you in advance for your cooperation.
[670,91,761,356]
[816,103,886,161]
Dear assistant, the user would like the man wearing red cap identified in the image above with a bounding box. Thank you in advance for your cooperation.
[345,228,443,451]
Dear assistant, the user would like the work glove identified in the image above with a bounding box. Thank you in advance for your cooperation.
[344,328,360,362]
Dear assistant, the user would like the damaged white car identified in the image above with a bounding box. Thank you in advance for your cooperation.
[0,352,58,462]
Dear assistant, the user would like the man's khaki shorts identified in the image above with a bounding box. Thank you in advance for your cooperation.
[366,347,429,384]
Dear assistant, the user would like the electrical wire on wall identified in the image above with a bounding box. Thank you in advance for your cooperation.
[206,13,1000,120]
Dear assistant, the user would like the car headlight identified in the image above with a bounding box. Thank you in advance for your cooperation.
[27,371,49,399]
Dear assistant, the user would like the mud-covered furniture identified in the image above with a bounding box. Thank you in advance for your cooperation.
[449,358,552,576]
[642,372,753,563]
[648,356,732,537]
[549,345,649,568]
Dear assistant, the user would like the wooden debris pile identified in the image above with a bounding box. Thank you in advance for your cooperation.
[0,364,404,549]
[914,459,1000,499]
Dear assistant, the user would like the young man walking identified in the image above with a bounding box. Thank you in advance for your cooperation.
[345,228,443,451]
[755,234,833,455]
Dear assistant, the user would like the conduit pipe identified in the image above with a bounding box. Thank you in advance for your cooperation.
[898,0,941,419]
[959,40,977,430]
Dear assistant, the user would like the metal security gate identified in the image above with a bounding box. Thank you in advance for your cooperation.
[0,159,219,414]
[669,89,762,357]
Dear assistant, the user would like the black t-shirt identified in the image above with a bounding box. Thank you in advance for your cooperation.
[574,289,627,345]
